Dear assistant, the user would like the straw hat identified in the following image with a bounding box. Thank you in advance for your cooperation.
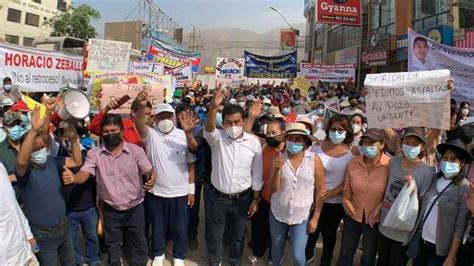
[297,116,316,135]
[276,122,316,146]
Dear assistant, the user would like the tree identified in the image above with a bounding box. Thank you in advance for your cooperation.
[44,4,101,40]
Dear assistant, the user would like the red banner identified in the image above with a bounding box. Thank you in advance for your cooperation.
[280,29,297,51]
[315,0,361,26]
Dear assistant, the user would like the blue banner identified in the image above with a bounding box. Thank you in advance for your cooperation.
[244,51,297,79]
[147,37,202,73]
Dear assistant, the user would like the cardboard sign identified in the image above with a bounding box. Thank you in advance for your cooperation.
[100,83,165,114]
[131,62,164,75]
[364,70,451,130]
[86,39,131,73]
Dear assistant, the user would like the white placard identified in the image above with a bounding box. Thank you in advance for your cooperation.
[86,39,131,73]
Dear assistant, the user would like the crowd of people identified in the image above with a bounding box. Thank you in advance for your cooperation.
[0,75,473,266]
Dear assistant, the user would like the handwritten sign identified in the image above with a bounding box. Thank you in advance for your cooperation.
[131,62,164,75]
[86,39,131,73]
[100,83,165,114]
[364,70,451,130]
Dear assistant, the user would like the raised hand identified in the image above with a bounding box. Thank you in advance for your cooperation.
[63,127,79,142]
[30,105,45,131]
[210,91,225,110]
[62,165,75,185]
[178,110,196,134]
[44,97,58,113]
[105,98,120,112]
[249,99,262,119]
[136,89,149,107]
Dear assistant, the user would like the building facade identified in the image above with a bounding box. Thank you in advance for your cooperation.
[305,0,474,86]
[0,0,71,46]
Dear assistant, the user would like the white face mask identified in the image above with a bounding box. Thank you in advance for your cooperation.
[352,124,362,134]
[188,91,195,97]
[461,108,470,116]
[157,119,174,134]
[225,126,243,139]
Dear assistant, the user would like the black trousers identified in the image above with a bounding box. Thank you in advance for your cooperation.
[205,185,251,266]
[338,214,378,266]
[457,240,474,266]
[103,203,148,266]
[250,198,271,258]
[413,241,446,266]
[376,232,407,266]
[188,180,203,240]
[305,203,344,266]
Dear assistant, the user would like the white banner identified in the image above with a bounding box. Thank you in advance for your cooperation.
[86,39,131,73]
[408,28,474,105]
[364,70,451,130]
[0,43,83,92]
[130,62,164,75]
[168,63,192,88]
[216,57,245,87]
[300,63,355,83]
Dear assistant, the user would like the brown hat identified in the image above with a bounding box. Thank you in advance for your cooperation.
[403,127,426,143]
[361,128,385,142]
[3,111,22,127]
[297,116,316,135]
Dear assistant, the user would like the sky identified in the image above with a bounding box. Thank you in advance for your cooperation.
[74,0,305,35]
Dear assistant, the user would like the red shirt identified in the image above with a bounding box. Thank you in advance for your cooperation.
[88,111,142,146]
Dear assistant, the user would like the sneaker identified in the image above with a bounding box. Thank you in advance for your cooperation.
[189,237,199,250]
[267,259,273,265]
[152,255,165,266]
[306,254,316,264]
[173,258,185,266]
[247,255,258,265]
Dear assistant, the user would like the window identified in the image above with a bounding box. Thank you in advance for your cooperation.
[23,37,35,47]
[5,35,20,45]
[25,13,40,27]
[414,0,450,21]
[7,8,21,23]
[370,0,395,35]
[32,0,41,3]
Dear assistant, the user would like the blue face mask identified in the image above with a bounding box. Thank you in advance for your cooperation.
[402,144,421,160]
[329,130,346,145]
[31,147,48,165]
[281,108,290,116]
[21,114,31,130]
[216,112,223,128]
[362,145,379,158]
[7,125,27,141]
[286,141,304,154]
[440,160,460,179]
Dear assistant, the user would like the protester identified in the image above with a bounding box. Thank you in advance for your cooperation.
[306,115,359,265]
[0,162,39,265]
[62,114,156,266]
[377,127,434,266]
[16,106,82,265]
[0,77,20,103]
[351,113,365,147]
[342,96,364,115]
[89,98,153,146]
[460,181,474,266]
[457,101,471,126]
[338,128,390,266]
[269,122,323,266]
[407,139,470,266]
[135,90,197,266]
[203,91,263,266]
[248,118,285,264]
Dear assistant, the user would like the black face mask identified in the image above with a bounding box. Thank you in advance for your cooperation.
[265,136,281,148]
[103,133,122,149]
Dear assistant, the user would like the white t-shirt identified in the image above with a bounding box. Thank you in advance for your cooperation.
[422,178,451,244]
[144,127,196,198]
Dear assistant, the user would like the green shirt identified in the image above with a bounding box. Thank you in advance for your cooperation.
[0,139,18,175]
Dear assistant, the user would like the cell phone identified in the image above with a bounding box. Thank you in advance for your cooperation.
[116,95,131,107]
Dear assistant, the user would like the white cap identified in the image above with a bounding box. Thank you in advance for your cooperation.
[246,95,256,102]
[155,103,175,115]
[229,98,237,105]
[263,98,272,105]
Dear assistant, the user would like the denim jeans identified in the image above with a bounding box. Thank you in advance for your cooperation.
[338,215,378,266]
[269,211,308,266]
[205,185,251,266]
[31,220,75,266]
[68,207,100,266]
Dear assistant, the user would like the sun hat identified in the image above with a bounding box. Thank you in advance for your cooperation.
[276,122,316,146]
[437,139,472,162]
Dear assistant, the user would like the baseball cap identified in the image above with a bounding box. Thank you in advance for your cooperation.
[3,111,22,127]
[10,101,29,112]
[361,128,385,142]
[2,98,14,108]
[403,127,426,143]
[155,103,175,115]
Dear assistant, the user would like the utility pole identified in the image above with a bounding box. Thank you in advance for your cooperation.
[189,24,203,51]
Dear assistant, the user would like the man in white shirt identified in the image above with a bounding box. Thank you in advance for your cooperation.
[0,163,39,265]
[411,36,434,71]
[135,93,196,266]
[204,91,263,266]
